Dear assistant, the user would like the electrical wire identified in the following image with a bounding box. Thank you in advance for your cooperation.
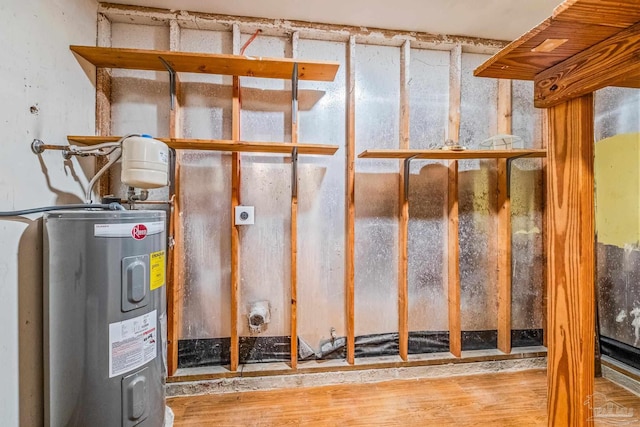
[0,203,125,217]
[240,29,262,55]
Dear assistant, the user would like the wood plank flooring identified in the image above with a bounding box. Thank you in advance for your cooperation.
[167,369,640,426]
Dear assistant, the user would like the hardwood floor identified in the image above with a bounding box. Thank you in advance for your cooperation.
[167,369,640,426]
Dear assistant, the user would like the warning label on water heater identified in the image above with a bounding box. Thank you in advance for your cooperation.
[108,310,157,378]
[150,250,165,290]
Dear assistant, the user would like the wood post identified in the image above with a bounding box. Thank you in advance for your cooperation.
[497,79,512,354]
[345,35,356,365]
[545,94,595,427]
[167,18,183,376]
[447,44,462,358]
[290,31,299,370]
[230,24,241,372]
[398,40,410,361]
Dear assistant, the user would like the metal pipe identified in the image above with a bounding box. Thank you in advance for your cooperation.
[0,203,125,217]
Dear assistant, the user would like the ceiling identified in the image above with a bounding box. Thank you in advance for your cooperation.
[109,0,563,41]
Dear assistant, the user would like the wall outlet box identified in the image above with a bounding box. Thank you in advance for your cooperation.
[235,206,255,225]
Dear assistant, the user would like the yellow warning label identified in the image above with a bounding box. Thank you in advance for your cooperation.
[150,250,165,290]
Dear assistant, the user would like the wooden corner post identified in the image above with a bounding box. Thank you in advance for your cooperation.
[545,94,595,426]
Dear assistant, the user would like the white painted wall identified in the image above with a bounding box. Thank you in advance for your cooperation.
[0,0,97,425]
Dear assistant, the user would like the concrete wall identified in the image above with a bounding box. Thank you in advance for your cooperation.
[0,0,97,425]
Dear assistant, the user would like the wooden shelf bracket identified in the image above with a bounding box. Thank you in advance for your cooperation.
[158,56,177,111]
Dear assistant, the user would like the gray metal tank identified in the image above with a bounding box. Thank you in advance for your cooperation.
[44,210,167,427]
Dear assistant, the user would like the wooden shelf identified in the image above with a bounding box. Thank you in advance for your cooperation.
[67,136,338,156]
[473,0,640,88]
[70,46,339,82]
[358,149,546,160]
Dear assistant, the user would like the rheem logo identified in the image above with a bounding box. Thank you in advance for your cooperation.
[131,224,148,240]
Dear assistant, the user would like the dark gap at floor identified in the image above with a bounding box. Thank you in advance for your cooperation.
[178,329,544,368]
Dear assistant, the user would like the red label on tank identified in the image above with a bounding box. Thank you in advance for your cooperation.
[131,224,148,240]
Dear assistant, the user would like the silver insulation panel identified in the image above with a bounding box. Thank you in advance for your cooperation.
[407,48,450,332]
[354,44,401,336]
[458,53,498,331]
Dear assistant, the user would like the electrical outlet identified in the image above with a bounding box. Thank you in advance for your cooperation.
[235,206,255,225]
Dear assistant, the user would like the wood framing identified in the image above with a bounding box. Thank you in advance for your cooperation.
[230,24,241,372]
[398,40,410,362]
[496,79,512,355]
[447,160,461,358]
[447,44,462,358]
[290,31,299,370]
[345,35,356,365]
[545,94,595,426]
[167,18,183,376]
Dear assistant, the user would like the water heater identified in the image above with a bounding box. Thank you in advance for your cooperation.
[44,210,167,427]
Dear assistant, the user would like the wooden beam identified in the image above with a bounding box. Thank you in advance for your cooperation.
[167,18,183,377]
[497,79,512,355]
[447,45,461,358]
[546,94,595,426]
[345,35,356,365]
[290,31,299,370]
[534,21,640,108]
[230,24,241,372]
[398,40,410,362]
